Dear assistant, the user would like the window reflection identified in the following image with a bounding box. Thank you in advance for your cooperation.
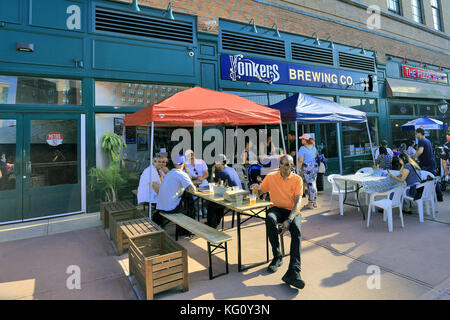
[0,120,16,191]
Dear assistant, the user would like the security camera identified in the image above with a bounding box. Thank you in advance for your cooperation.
[189,51,194,57]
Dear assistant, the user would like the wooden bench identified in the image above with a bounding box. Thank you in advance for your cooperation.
[159,212,232,280]
[117,217,163,255]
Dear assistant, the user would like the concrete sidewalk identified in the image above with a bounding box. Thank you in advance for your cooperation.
[0,188,449,300]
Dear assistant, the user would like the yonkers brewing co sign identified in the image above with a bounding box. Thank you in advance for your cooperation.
[220,54,376,92]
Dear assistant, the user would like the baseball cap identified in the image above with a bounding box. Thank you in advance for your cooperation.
[299,134,313,140]
[173,154,185,166]
[214,154,228,164]
[184,149,194,157]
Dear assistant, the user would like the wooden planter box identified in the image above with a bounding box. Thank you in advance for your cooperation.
[108,203,142,253]
[116,217,163,255]
[129,232,188,300]
[100,201,111,229]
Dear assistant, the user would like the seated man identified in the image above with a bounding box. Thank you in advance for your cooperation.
[185,149,209,218]
[206,154,242,229]
[251,154,305,290]
[156,155,196,232]
[137,152,167,224]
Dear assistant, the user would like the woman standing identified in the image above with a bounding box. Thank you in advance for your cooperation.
[298,134,319,209]
[387,152,422,213]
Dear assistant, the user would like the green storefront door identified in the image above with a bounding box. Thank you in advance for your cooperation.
[0,115,22,223]
[0,113,83,223]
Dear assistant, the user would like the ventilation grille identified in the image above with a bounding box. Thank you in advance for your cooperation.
[291,43,334,66]
[221,30,285,58]
[338,52,375,72]
[94,7,194,43]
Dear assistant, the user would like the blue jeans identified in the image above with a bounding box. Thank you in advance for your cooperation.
[266,207,302,273]
[421,165,443,198]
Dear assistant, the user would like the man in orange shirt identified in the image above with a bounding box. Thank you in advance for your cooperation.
[251,154,305,290]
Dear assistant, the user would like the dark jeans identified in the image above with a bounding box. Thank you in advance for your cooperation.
[266,206,302,273]
[421,165,443,198]
[206,202,224,229]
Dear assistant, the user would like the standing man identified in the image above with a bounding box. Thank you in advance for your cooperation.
[288,131,297,158]
[137,152,167,224]
[413,128,443,201]
[185,149,209,218]
[207,154,242,228]
[251,154,305,290]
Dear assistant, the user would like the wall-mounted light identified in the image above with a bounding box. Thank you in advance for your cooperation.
[311,32,320,45]
[249,19,258,33]
[325,36,334,49]
[130,0,140,12]
[16,42,34,52]
[438,99,448,114]
[164,2,175,20]
[357,43,366,54]
[204,19,217,31]
[271,23,281,37]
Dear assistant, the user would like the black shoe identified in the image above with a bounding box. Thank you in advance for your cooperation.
[437,194,443,202]
[267,256,283,273]
[282,269,305,290]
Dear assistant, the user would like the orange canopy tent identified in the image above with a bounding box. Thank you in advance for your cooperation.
[124,87,281,127]
[124,87,283,219]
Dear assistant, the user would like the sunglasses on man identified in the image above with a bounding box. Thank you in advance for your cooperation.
[280,162,293,167]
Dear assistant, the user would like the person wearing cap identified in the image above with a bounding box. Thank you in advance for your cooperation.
[137,152,167,224]
[156,154,196,216]
[297,134,319,209]
[251,154,305,290]
[206,154,242,228]
[185,149,209,218]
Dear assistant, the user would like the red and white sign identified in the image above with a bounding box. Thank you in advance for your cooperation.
[402,65,448,84]
[46,132,63,146]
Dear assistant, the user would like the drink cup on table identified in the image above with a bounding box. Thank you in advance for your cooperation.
[249,194,257,205]
[235,194,243,207]
[209,182,215,193]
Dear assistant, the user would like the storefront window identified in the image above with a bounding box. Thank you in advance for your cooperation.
[389,103,416,116]
[320,124,338,158]
[340,97,377,113]
[418,105,437,116]
[226,91,270,106]
[0,75,82,105]
[343,117,378,156]
[95,81,191,107]
[390,119,415,148]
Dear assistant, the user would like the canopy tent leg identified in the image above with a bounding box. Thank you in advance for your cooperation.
[365,120,375,166]
[337,123,343,175]
[149,121,154,219]
[295,121,299,174]
[279,123,287,154]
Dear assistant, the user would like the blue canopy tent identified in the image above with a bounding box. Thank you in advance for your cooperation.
[401,116,443,131]
[270,92,374,174]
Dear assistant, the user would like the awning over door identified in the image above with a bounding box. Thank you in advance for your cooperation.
[386,78,450,99]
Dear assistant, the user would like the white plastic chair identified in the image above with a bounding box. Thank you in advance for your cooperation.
[419,170,438,206]
[328,174,357,216]
[356,167,373,204]
[367,186,405,232]
[404,180,436,222]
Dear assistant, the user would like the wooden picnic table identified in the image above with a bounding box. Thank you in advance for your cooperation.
[187,188,273,272]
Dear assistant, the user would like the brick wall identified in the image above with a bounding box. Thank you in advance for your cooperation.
[113,0,449,68]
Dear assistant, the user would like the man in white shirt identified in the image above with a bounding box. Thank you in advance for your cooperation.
[156,154,196,213]
[374,140,393,159]
[185,150,209,188]
[185,150,209,218]
[137,153,166,205]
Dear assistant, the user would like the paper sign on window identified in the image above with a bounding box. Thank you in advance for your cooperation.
[46,132,63,146]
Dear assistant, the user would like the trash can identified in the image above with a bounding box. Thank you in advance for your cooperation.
[317,172,324,191]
